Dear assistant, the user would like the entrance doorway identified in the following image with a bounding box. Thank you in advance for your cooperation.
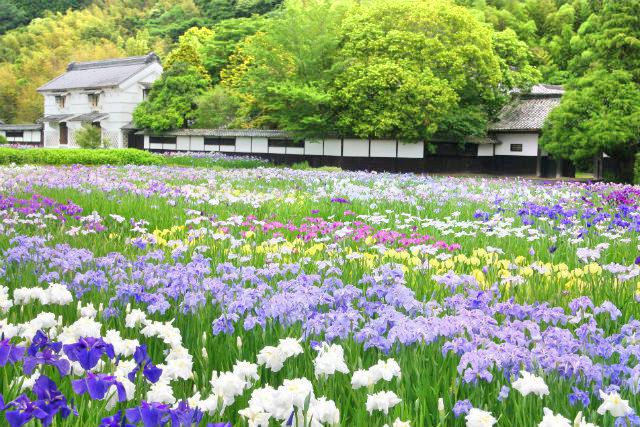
[59,122,68,145]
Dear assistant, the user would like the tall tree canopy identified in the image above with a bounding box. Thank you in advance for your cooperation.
[541,0,640,181]
[218,0,538,141]
[133,62,210,132]
[219,0,349,135]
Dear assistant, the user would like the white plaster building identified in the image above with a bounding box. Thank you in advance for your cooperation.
[37,53,162,148]
[0,123,42,144]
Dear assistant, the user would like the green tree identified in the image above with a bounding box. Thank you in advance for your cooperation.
[165,32,212,83]
[221,0,349,136]
[541,0,640,182]
[75,123,103,149]
[332,0,509,141]
[194,86,241,128]
[541,69,640,181]
[492,29,541,92]
[593,0,640,81]
[200,16,266,83]
[0,0,27,34]
[133,61,210,132]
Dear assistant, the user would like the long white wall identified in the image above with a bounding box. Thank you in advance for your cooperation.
[144,136,428,159]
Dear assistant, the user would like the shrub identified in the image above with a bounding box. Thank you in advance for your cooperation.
[0,135,7,144]
[635,153,640,184]
[0,148,163,166]
[74,124,103,149]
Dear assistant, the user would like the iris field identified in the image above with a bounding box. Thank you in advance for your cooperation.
[1,162,639,427]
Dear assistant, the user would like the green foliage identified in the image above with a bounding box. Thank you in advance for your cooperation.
[0,134,7,145]
[194,86,241,128]
[0,0,92,34]
[0,148,163,165]
[541,69,640,181]
[0,0,27,34]
[635,153,640,185]
[200,16,266,82]
[133,62,210,132]
[541,0,640,182]
[333,0,509,141]
[492,29,542,92]
[74,124,103,149]
[221,0,348,137]
[165,41,211,83]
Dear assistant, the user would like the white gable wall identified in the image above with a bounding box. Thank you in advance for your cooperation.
[493,133,539,156]
[41,62,162,148]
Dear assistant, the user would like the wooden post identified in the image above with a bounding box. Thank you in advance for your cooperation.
[536,146,542,178]
[555,158,563,178]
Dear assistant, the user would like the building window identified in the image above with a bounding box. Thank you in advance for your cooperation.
[149,136,176,145]
[268,138,301,147]
[143,88,150,100]
[510,143,523,152]
[88,93,100,107]
[55,95,66,108]
[204,137,235,146]
[5,130,23,138]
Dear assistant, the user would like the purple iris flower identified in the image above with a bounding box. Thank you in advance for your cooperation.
[330,197,349,204]
[125,401,171,427]
[568,387,590,407]
[32,376,76,426]
[207,423,232,427]
[452,399,472,417]
[497,385,510,402]
[615,413,640,427]
[100,410,135,427]
[63,337,115,370]
[0,338,25,366]
[23,332,69,377]
[4,376,75,427]
[72,372,127,402]
[27,331,61,356]
[4,394,47,427]
[128,345,162,384]
[170,401,203,427]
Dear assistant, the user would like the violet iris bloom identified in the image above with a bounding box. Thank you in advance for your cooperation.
[4,394,47,427]
[330,197,349,204]
[170,401,203,427]
[27,331,61,356]
[72,372,127,402]
[0,338,25,366]
[32,376,75,426]
[125,401,171,427]
[100,410,135,427]
[23,331,69,376]
[63,337,115,370]
[128,345,162,384]
[4,376,75,427]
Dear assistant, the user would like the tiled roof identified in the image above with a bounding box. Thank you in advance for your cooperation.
[138,128,293,138]
[42,114,76,122]
[529,84,565,96]
[0,123,42,131]
[38,53,160,92]
[490,84,564,132]
[67,112,109,122]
